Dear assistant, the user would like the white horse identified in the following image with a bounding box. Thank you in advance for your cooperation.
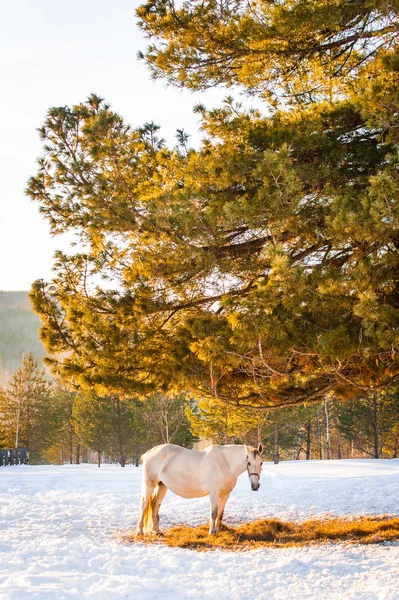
[136,443,263,535]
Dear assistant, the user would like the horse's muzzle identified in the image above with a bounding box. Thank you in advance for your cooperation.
[251,482,260,491]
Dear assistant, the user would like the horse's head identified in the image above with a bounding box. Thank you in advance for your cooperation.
[244,443,263,491]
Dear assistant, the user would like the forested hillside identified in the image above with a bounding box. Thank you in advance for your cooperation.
[0,291,45,378]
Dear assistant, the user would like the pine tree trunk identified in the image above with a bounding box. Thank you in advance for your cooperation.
[76,444,81,465]
[393,438,398,459]
[392,439,398,459]
[305,420,311,460]
[15,396,21,448]
[257,423,263,446]
[27,405,31,450]
[371,392,380,459]
[273,427,279,464]
[69,426,73,464]
[324,398,331,459]
[337,432,342,459]
[115,397,126,467]
[295,443,303,460]
[97,449,101,468]
[317,412,323,460]
[223,408,228,445]
[135,445,140,467]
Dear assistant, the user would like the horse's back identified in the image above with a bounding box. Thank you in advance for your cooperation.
[141,443,239,498]
[143,443,235,469]
[142,444,195,475]
[143,443,199,463]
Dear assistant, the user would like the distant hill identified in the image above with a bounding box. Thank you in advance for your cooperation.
[0,291,46,382]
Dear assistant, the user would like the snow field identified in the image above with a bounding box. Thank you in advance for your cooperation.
[0,459,399,599]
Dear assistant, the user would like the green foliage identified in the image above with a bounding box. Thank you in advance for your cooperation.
[187,396,321,462]
[335,391,399,458]
[0,398,7,447]
[136,0,398,104]
[187,398,259,444]
[25,3,399,411]
[71,391,194,464]
[106,395,147,464]
[43,383,80,464]
[142,392,197,447]
[0,353,53,462]
[72,393,114,455]
[260,404,320,459]
[27,88,399,408]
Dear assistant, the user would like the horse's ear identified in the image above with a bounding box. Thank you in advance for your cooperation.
[244,444,251,456]
[258,443,263,455]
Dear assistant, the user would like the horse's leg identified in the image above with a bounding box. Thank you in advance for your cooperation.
[151,482,168,535]
[209,490,220,535]
[136,483,155,535]
[216,492,230,533]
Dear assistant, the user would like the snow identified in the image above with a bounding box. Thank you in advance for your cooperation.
[1,459,399,599]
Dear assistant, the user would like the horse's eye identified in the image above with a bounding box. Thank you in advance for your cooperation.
[248,462,251,466]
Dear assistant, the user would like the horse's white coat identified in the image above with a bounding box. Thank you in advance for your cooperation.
[137,443,263,535]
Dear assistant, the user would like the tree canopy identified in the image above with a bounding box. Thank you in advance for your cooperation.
[27,1,399,410]
[137,0,399,103]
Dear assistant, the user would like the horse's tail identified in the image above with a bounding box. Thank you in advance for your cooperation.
[142,484,160,534]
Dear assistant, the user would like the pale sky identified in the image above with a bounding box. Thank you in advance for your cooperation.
[0,0,233,291]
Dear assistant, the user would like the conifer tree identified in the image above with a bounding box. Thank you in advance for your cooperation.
[0,353,53,461]
[335,391,399,458]
[0,393,7,447]
[137,0,398,104]
[142,393,196,447]
[379,389,399,458]
[106,395,145,466]
[26,2,399,411]
[45,383,80,464]
[72,393,113,467]
[72,392,146,466]
[187,398,260,444]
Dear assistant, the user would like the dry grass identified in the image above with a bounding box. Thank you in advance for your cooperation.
[126,516,399,551]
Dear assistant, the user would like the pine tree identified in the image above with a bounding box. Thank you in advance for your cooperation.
[0,391,7,447]
[137,0,397,104]
[187,397,259,445]
[43,383,80,465]
[0,353,53,461]
[142,393,196,447]
[335,391,399,458]
[107,395,145,466]
[72,393,113,467]
[72,392,147,466]
[26,4,399,411]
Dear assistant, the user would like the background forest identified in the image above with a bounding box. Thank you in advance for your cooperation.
[1,349,399,465]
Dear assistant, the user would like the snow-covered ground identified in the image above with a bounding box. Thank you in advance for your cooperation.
[1,459,399,599]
